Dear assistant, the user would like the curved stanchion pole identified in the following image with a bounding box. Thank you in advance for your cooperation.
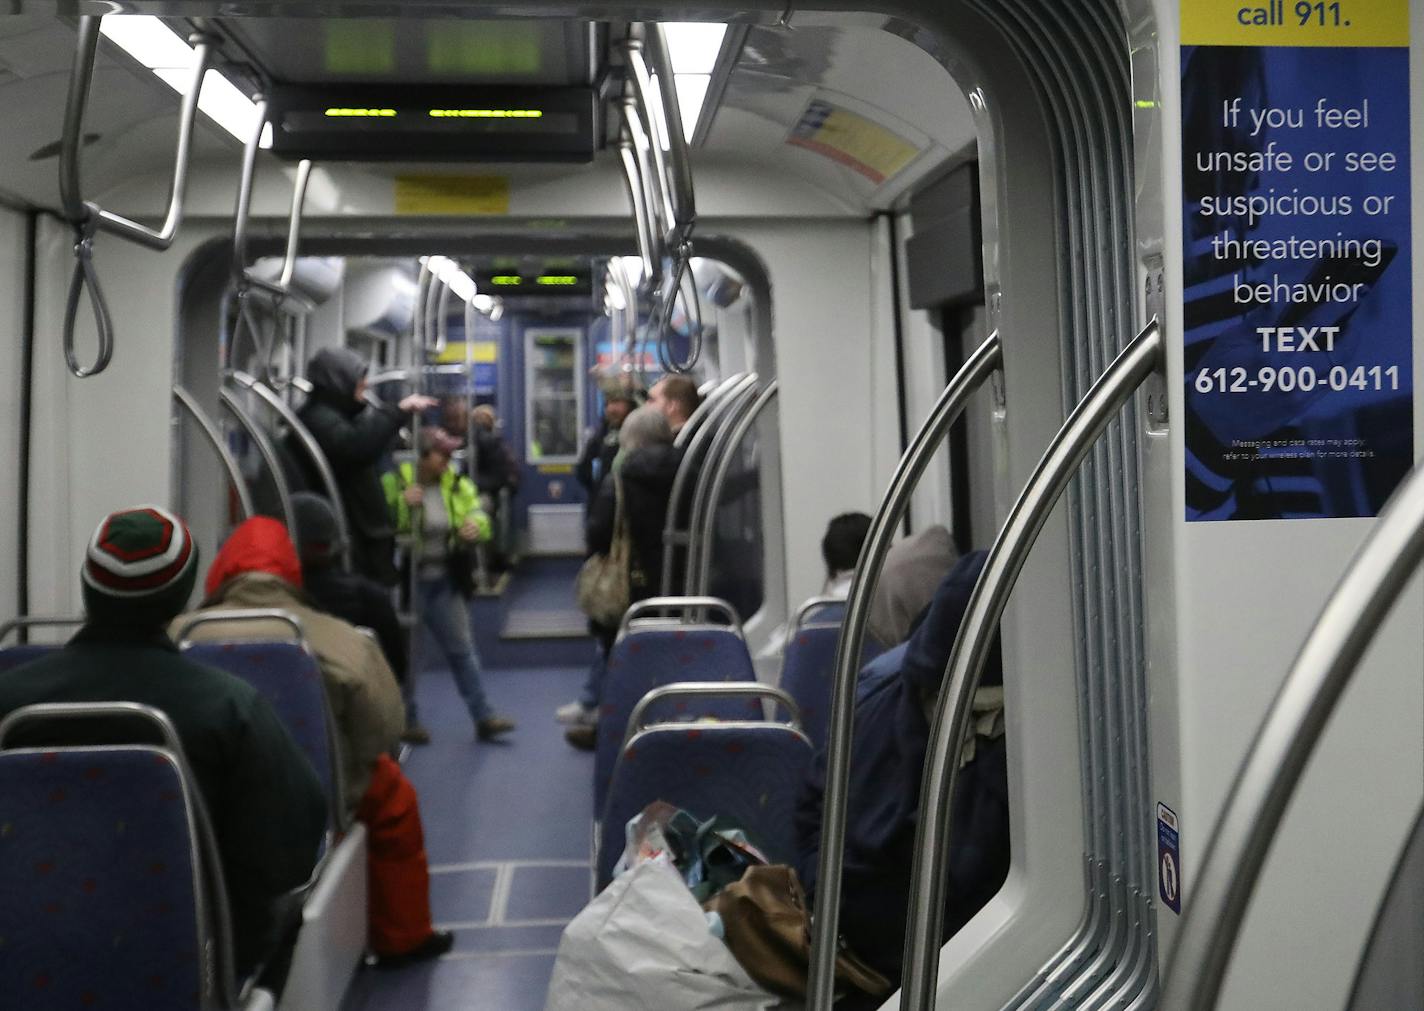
[806,330,1003,1009]
[1159,460,1424,1011]
[226,370,351,571]
[660,373,756,595]
[217,384,299,547]
[59,15,212,377]
[691,382,778,596]
[618,131,661,297]
[683,378,762,596]
[173,385,256,522]
[898,319,1162,1011]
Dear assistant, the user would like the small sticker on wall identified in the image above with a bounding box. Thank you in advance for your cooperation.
[1157,802,1182,915]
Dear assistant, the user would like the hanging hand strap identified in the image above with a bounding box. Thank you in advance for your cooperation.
[63,212,114,378]
[657,243,703,374]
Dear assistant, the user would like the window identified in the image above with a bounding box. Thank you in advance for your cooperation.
[524,327,583,462]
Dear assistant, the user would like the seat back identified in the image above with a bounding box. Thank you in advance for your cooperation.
[594,624,761,812]
[778,623,847,753]
[597,721,815,890]
[183,640,340,829]
[0,700,233,1011]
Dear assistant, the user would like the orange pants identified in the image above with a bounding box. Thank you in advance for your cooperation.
[356,754,436,956]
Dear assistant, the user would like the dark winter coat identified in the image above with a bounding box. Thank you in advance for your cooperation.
[297,349,405,562]
[585,444,681,602]
[0,625,327,976]
[793,551,1009,982]
[575,421,621,496]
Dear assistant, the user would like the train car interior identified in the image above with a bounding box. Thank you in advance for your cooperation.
[0,3,1419,1010]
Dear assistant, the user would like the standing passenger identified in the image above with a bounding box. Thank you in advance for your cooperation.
[298,347,437,585]
[0,506,327,984]
[576,390,636,496]
[383,428,515,741]
[562,406,681,749]
[646,375,703,437]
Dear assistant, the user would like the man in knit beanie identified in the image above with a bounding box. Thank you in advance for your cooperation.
[0,505,328,986]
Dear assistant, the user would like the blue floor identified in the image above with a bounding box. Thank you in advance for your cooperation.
[342,660,593,1011]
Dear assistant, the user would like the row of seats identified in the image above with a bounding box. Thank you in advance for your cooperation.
[589,595,861,892]
[0,613,365,1011]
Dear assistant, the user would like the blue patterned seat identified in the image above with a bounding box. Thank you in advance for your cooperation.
[778,624,846,753]
[594,625,762,813]
[0,745,210,1010]
[597,722,814,889]
[182,641,338,826]
[0,644,60,673]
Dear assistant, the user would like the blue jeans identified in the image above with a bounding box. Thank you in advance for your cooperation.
[578,644,607,710]
[416,577,492,725]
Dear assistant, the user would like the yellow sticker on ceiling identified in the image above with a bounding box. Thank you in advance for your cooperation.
[786,99,920,185]
[394,175,510,215]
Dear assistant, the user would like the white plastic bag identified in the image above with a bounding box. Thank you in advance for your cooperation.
[545,857,789,1011]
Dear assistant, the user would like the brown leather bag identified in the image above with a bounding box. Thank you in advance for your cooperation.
[704,865,892,1001]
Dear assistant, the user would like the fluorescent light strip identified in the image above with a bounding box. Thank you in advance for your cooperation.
[662,23,727,76]
[101,16,263,144]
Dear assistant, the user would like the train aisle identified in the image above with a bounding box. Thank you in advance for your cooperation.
[343,661,593,1010]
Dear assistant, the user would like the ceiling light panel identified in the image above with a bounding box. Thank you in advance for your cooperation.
[662,23,727,76]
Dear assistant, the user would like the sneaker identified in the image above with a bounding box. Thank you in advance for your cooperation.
[476,716,516,741]
[370,930,454,970]
[400,725,432,745]
[555,701,598,726]
[564,725,596,751]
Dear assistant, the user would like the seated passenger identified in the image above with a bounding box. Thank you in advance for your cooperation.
[866,524,959,651]
[794,550,1009,986]
[561,406,681,750]
[759,511,873,661]
[178,516,453,967]
[291,492,426,745]
[0,506,327,983]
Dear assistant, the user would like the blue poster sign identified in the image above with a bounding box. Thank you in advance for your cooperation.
[1157,802,1182,915]
[1181,5,1413,520]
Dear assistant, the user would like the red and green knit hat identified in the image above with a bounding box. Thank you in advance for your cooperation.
[81,506,199,626]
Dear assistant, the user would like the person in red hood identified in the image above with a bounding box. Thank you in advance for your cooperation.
[176,517,453,968]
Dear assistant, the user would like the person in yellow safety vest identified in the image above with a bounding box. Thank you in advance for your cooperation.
[383,427,514,742]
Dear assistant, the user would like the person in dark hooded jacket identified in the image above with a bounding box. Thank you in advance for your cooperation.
[297,347,436,585]
[794,550,1009,985]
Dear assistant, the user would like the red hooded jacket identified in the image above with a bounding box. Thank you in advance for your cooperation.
[205,517,304,599]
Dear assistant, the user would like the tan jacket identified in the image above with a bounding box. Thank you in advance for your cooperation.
[173,573,405,814]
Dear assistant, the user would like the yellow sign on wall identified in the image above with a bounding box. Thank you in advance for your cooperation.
[394,175,510,215]
[1181,0,1408,47]
[435,342,498,365]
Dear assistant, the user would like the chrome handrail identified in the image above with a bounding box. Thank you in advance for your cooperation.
[0,616,84,643]
[640,24,696,242]
[900,319,1162,1011]
[683,378,762,594]
[172,607,306,646]
[226,370,351,570]
[174,385,255,523]
[660,373,757,595]
[621,38,677,242]
[231,95,312,304]
[806,329,1003,1009]
[791,596,847,635]
[1160,459,1424,1011]
[623,681,802,750]
[618,595,743,637]
[60,15,213,377]
[690,381,778,596]
[618,130,659,296]
[217,384,299,546]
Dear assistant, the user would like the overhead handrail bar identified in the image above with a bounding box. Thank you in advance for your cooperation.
[805,329,1003,1009]
[618,134,660,296]
[1159,460,1424,1010]
[0,616,85,643]
[660,373,758,596]
[226,370,350,570]
[690,381,778,596]
[684,378,763,594]
[432,273,451,356]
[60,15,213,377]
[634,24,696,239]
[173,385,256,523]
[618,595,743,637]
[898,319,1162,1011]
[217,384,299,546]
[624,682,803,750]
[230,95,312,303]
[621,39,677,241]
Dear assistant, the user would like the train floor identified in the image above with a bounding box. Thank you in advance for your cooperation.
[343,567,595,1010]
